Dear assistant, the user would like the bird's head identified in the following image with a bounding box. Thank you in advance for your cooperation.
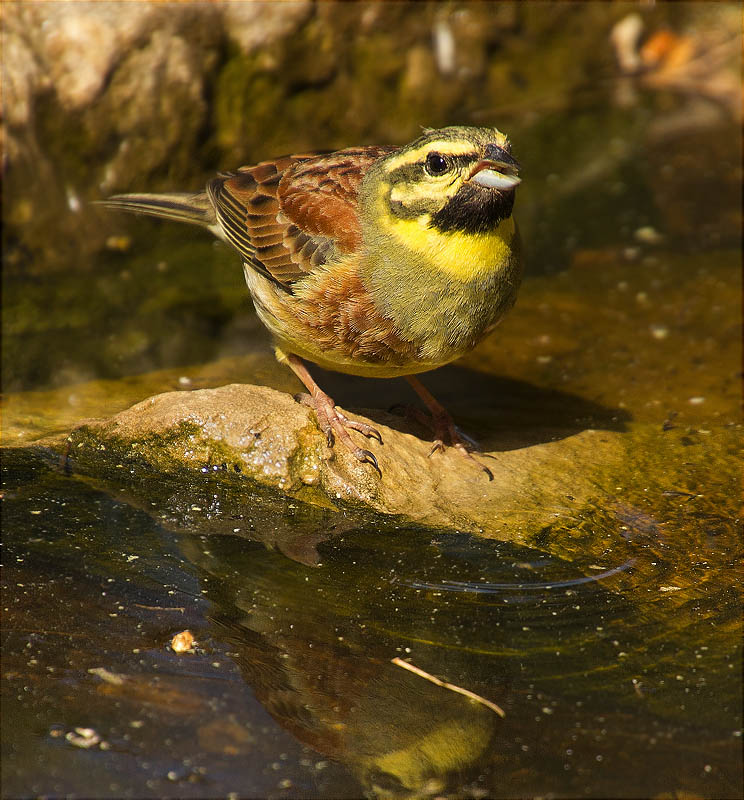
[362,125,521,237]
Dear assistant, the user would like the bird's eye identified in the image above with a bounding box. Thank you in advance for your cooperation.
[425,152,450,176]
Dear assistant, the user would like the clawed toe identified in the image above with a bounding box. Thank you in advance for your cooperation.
[424,436,492,480]
[335,409,383,444]
[286,355,491,479]
[289,364,382,471]
[354,447,381,474]
[454,442,493,480]
[406,376,493,480]
[321,406,383,470]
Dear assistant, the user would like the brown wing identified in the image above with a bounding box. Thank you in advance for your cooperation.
[207,146,397,290]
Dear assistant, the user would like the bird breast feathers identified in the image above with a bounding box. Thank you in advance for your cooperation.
[375,211,516,282]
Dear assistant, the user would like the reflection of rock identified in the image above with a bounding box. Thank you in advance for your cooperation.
[174,511,742,798]
[57,380,629,545]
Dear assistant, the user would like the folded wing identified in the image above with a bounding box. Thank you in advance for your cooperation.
[207,146,396,291]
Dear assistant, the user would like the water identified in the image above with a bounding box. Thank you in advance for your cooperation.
[2,19,742,799]
[2,448,741,797]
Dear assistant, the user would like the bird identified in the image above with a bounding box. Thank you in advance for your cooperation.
[100,126,522,478]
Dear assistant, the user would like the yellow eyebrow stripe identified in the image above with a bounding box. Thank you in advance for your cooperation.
[383,133,509,171]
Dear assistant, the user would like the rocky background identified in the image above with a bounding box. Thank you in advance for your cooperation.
[3,1,740,276]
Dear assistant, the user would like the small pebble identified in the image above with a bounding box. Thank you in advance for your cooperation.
[170,630,196,653]
[634,225,664,245]
[65,727,101,748]
[649,324,669,340]
[623,246,640,261]
[88,667,125,685]
[105,234,132,251]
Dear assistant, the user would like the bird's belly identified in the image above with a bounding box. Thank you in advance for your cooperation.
[244,264,456,377]
[277,337,451,378]
[243,259,513,378]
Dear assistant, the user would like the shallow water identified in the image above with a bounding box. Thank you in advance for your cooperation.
[2,446,741,798]
[2,23,743,800]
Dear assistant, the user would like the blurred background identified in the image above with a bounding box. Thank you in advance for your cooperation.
[3,1,740,396]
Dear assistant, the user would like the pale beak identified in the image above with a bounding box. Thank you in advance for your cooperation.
[468,145,521,191]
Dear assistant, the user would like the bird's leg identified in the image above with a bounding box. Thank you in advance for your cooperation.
[405,375,493,480]
[285,353,382,471]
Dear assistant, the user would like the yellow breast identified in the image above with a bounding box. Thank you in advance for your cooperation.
[382,213,516,280]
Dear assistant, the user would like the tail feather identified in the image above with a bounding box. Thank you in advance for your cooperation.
[97,192,217,230]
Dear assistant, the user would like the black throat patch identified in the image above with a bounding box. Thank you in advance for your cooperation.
[430,183,515,235]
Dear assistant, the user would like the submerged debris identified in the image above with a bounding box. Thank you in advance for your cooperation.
[65,727,101,748]
[391,656,506,718]
[170,629,196,653]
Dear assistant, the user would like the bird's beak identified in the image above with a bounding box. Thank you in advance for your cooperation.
[468,145,521,191]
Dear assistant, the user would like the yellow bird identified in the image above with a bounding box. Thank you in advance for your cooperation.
[101,126,522,477]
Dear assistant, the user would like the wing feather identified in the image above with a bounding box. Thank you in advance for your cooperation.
[207,146,397,290]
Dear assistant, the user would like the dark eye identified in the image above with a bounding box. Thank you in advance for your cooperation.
[425,152,450,176]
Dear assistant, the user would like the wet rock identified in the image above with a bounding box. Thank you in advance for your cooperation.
[59,382,627,544]
[3,2,223,273]
[221,2,313,56]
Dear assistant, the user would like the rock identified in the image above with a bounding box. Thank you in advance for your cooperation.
[222,2,312,55]
[60,382,628,546]
[2,2,223,273]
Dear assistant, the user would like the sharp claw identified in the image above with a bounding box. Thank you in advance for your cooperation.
[333,409,383,443]
[359,449,381,474]
[453,442,493,480]
[427,440,444,458]
[326,430,334,448]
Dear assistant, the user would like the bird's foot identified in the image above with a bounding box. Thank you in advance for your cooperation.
[295,392,382,473]
[403,377,494,481]
[284,354,383,473]
[425,414,493,482]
